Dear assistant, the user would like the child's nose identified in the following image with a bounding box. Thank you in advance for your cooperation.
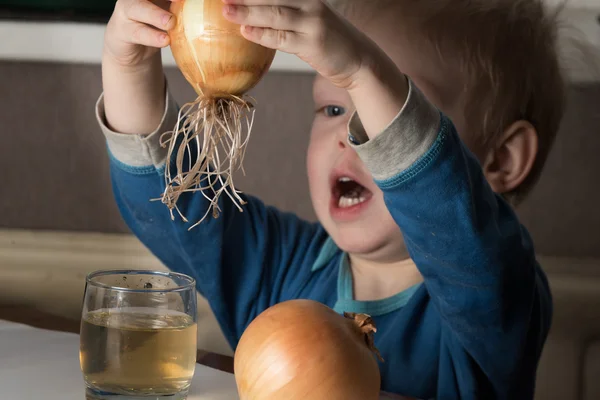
[336,124,349,149]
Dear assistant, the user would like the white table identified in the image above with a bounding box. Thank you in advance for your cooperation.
[0,320,239,399]
[0,320,408,399]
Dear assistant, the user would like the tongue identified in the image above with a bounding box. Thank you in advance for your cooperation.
[343,187,363,199]
[338,181,364,198]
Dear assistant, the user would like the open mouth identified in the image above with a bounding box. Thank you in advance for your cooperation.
[331,176,373,210]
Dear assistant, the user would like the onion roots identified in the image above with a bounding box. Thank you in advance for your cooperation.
[157,94,255,230]
[160,0,276,228]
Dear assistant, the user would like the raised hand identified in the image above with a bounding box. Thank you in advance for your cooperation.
[104,0,180,67]
[222,0,409,139]
[221,0,375,90]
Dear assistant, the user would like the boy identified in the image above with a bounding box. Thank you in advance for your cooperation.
[96,0,565,398]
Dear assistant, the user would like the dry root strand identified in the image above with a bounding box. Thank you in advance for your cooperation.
[155,94,256,230]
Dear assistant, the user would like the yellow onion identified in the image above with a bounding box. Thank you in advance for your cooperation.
[159,0,276,228]
[233,299,384,400]
[169,0,275,97]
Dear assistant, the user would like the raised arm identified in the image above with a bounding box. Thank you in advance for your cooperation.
[350,78,551,398]
[101,0,176,135]
[97,0,326,347]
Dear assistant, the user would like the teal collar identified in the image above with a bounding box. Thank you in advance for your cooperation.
[311,237,422,317]
[311,236,339,272]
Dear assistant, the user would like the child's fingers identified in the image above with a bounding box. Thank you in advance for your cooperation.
[118,0,175,31]
[240,25,300,53]
[223,4,302,32]
[124,21,170,48]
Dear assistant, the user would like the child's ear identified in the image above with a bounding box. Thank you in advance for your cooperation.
[481,120,538,194]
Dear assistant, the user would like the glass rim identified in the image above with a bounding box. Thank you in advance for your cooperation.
[85,269,196,293]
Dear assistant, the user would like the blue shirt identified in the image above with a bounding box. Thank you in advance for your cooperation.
[100,79,552,399]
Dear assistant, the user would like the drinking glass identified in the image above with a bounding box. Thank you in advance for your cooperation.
[79,270,198,399]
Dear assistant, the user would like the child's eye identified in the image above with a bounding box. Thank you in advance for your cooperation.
[323,105,346,117]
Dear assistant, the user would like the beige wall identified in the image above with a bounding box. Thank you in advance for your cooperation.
[0,60,599,257]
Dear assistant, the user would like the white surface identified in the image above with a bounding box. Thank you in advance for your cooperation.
[0,5,599,81]
[0,20,312,72]
[0,319,410,399]
[0,320,239,400]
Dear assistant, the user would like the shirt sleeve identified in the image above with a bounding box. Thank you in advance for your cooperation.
[349,78,552,397]
[95,85,327,348]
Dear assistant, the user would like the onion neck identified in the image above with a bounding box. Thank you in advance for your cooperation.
[343,312,384,362]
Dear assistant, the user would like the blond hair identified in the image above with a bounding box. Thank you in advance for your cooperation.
[328,0,576,204]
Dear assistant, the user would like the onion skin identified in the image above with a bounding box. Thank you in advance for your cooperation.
[234,300,382,400]
[168,0,276,97]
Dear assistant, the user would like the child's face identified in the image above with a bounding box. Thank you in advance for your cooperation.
[307,10,470,260]
[308,75,408,260]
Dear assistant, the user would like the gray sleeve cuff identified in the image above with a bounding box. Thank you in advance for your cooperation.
[95,88,179,169]
[348,77,440,181]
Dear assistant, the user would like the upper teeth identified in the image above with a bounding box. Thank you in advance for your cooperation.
[338,177,352,182]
